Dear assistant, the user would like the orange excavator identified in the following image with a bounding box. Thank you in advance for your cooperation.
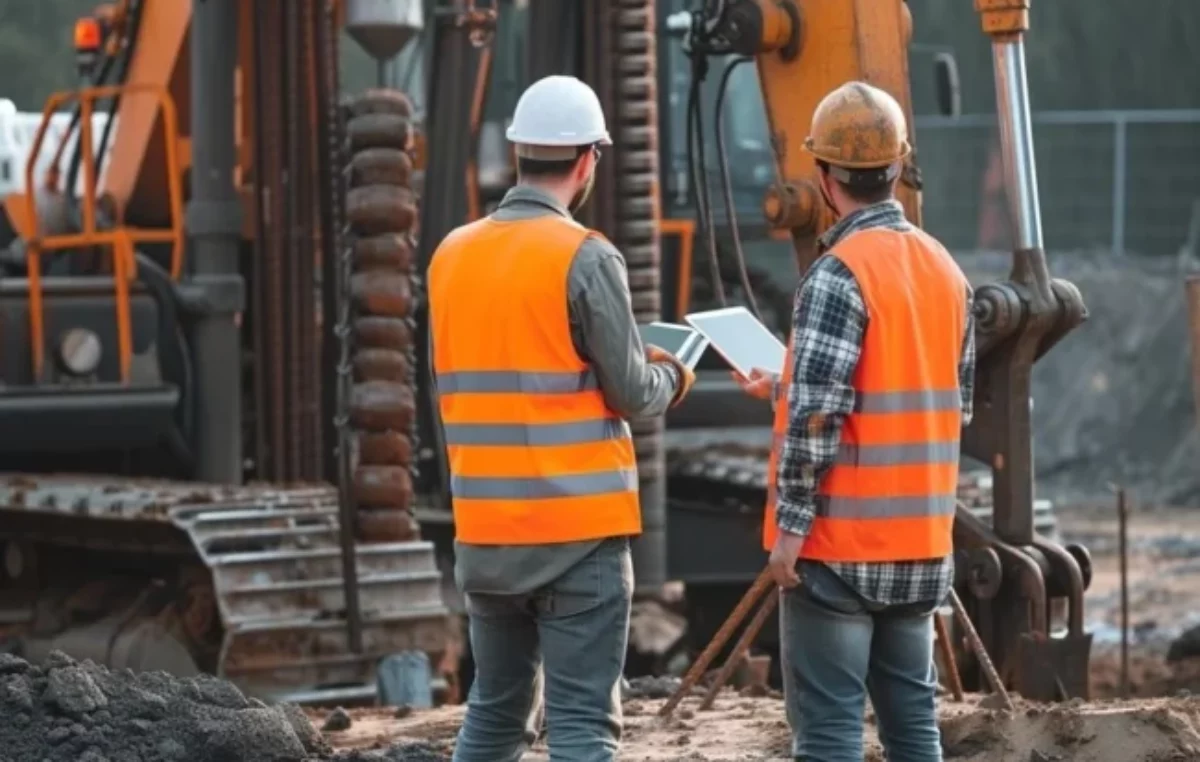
[0,0,1093,706]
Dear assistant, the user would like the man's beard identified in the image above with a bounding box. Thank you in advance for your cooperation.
[569,170,596,215]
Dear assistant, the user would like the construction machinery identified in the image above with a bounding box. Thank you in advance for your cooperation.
[418,0,1092,699]
[0,0,452,705]
[0,0,1092,706]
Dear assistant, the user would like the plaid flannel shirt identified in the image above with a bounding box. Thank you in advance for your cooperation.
[775,199,976,606]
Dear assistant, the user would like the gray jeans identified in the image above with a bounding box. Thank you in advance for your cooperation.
[781,562,942,762]
[452,538,634,762]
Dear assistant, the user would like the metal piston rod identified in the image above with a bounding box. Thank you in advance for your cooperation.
[955,0,1093,701]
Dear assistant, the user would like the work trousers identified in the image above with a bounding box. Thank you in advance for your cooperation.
[452,538,634,762]
[781,562,942,762]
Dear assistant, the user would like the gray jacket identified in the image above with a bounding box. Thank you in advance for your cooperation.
[434,184,680,595]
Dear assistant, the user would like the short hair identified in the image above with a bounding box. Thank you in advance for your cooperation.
[515,144,592,180]
[817,160,896,205]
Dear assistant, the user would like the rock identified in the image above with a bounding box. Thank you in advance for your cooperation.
[323,706,354,732]
[0,653,30,675]
[977,692,1013,710]
[1167,624,1200,663]
[280,702,328,755]
[45,667,108,717]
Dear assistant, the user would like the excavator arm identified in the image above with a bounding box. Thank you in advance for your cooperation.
[696,0,922,273]
[684,0,1093,701]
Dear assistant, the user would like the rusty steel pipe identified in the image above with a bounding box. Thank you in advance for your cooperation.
[659,567,774,717]
[1187,276,1200,422]
[1116,485,1130,698]
[698,587,779,711]
[313,0,362,653]
[948,588,1013,710]
[935,613,965,701]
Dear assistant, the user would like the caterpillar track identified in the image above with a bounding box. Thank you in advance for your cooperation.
[0,476,449,705]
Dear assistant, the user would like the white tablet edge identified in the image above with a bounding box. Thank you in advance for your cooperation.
[684,308,784,378]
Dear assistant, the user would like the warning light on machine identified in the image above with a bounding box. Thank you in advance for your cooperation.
[74,18,102,51]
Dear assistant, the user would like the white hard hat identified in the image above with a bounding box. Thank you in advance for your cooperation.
[506,75,612,160]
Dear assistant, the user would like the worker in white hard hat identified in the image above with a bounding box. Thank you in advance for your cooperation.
[427,74,696,761]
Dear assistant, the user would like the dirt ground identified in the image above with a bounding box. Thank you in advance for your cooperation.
[1059,503,1200,698]
[310,693,1200,761]
[311,502,1200,760]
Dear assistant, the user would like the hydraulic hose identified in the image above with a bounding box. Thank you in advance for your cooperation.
[686,45,725,305]
[714,55,761,320]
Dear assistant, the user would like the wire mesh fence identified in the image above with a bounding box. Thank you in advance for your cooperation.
[915,110,1200,256]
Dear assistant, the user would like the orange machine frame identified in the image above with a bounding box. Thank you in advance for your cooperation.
[659,218,696,320]
[22,84,185,384]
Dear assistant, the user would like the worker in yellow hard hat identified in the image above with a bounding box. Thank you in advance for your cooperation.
[736,81,976,761]
[427,75,695,761]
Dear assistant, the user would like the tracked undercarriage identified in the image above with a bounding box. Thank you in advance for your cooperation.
[0,476,449,705]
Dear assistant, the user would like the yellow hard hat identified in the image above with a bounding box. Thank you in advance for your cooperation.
[803,82,911,170]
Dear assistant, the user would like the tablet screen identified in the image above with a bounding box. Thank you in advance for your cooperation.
[685,307,786,378]
[638,322,709,369]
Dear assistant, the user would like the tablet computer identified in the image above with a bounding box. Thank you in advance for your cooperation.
[685,306,786,378]
[638,322,710,370]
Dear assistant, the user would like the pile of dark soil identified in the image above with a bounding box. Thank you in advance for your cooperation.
[0,650,450,762]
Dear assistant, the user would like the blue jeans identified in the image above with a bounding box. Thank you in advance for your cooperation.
[780,562,942,762]
[452,539,634,762]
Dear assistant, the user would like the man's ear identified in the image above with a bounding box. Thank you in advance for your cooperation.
[573,151,592,183]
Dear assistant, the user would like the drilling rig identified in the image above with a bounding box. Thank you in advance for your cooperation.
[0,0,1095,706]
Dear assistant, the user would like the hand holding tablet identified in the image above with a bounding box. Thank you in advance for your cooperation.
[684,306,786,379]
[637,322,710,370]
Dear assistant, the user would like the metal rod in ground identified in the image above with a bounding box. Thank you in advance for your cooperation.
[699,587,780,711]
[934,611,965,701]
[1117,485,1130,698]
[947,587,1014,710]
[659,566,774,718]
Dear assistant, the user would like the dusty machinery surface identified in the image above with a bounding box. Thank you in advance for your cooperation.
[0,0,452,705]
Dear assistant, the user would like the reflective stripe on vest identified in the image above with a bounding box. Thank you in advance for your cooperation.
[428,215,641,545]
[763,227,967,562]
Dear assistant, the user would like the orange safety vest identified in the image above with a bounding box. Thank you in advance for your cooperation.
[427,214,641,545]
[763,227,967,562]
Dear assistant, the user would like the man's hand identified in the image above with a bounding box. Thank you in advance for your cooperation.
[646,344,695,405]
[767,530,805,588]
[732,367,778,401]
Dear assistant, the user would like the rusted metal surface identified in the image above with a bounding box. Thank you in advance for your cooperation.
[249,0,326,482]
[660,566,773,718]
[934,612,965,701]
[568,0,666,589]
[1116,485,1130,698]
[343,89,421,543]
[698,586,778,711]
[615,0,666,590]
[948,587,1013,711]
[0,475,449,705]
[1187,276,1200,422]
[313,0,363,655]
